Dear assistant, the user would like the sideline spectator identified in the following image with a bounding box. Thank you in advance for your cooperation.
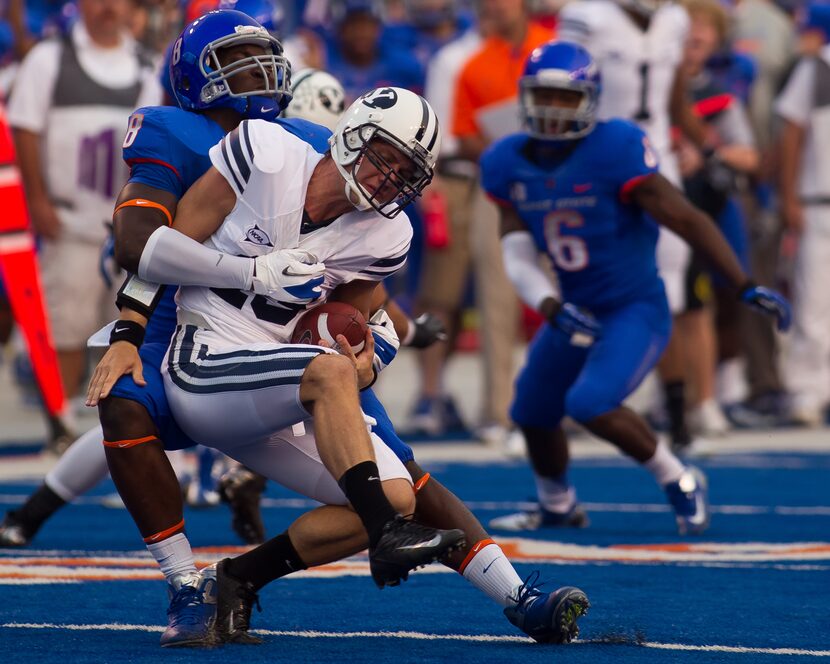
[445,0,553,444]
[8,0,161,438]
[409,5,492,437]
[678,0,759,436]
[777,3,830,426]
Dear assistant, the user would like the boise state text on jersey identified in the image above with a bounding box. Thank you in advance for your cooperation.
[481,119,664,314]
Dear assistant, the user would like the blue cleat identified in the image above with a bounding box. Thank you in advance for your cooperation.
[664,466,710,535]
[160,569,218,648]
[504,572,589,644]
[489,503,589,531]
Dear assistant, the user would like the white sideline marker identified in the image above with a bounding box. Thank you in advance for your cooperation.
[2,623,829,657]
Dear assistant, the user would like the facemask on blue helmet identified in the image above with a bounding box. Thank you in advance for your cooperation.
[520,41,600,141]
[169,9,292,122]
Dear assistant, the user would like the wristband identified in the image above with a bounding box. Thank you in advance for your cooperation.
[109,320,146,348]
[116,274,165,319]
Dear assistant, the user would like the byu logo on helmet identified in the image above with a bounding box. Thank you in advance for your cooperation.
[362,88,398,110]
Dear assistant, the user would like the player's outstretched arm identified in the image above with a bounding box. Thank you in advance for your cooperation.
[632,173,746,288]
[632,173,792,330]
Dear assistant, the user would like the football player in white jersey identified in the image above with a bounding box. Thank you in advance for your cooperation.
[137,87,465,597]
[559,0,708,447]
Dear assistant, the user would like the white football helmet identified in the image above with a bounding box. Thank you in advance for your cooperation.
[283,68,346,131]
[329,86,441,219]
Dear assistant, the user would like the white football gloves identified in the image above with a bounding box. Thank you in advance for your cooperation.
[251,249,326,305]
[368,309,400,375]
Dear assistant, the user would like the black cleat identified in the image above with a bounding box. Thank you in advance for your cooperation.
[0,513,33,548]
[211,559,263,645]
[369,515,465,588]
[218,467,267,545]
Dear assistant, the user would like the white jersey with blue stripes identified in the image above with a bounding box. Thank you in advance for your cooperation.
[174,118,412,349]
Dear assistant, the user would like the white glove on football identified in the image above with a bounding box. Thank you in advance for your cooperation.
[251,249,325,305]
[368,309,400,375]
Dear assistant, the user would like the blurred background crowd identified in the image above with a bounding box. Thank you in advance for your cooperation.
[1,0,829,456]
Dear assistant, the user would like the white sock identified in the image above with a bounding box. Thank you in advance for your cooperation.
[461,540,524,608]
[534,474,576,513]
[146,532,197,586]
[643,440,686,486]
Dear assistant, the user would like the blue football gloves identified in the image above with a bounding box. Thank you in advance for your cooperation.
[739,282,792,332]
[550,302,601,346]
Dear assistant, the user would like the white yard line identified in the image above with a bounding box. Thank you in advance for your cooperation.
[1,622,828,657]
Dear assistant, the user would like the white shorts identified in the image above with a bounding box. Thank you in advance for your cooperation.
[656,227,691,315]
[39,236,116,349]
[163,324,333,445]
[228,421,411,505]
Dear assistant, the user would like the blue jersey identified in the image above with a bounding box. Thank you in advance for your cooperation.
[481,120,664,314]
[122,106,331,345]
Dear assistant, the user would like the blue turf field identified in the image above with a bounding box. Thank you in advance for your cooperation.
[1,449,829,663]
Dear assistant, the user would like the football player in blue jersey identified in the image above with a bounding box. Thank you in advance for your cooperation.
[77,11,587,649]
[79,10,463,647]
[482,42,791,536]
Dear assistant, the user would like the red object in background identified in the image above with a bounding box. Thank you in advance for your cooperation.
[0,104,66,418]
[422,188,451,250]
[186,0,221,23]
[521,304,544,342]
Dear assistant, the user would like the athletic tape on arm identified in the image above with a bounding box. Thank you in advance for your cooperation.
[501,230,559,310]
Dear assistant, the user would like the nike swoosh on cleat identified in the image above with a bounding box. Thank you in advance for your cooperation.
[398,535,443,550]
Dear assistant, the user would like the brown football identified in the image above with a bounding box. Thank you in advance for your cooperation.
[290,301,368,353]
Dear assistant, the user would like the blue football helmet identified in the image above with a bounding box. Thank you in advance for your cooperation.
[217,0,284,33]
[520,41,600,141]
[169,9,291,122]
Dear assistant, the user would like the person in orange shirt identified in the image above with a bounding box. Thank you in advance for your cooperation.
[411,0,554,447]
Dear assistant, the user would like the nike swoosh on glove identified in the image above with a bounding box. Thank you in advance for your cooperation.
[550,302,601,346]
[368,309,400,375]
[251,249,325,305]
[739,282,792,331]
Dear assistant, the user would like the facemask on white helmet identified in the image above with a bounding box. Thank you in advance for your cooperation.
[329,87,441,219]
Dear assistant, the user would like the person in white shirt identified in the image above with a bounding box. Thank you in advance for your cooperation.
[8,0,161,419]
[776,6,830,426]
